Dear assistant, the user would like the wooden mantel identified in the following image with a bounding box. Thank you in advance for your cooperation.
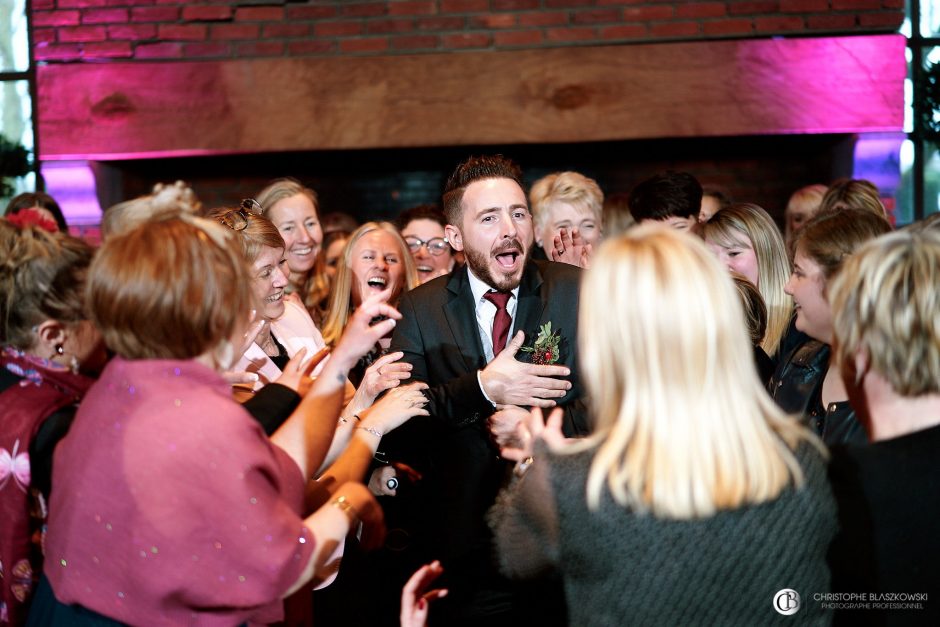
[38,34,905,160]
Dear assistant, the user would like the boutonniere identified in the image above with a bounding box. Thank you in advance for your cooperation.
[521,321,562,365]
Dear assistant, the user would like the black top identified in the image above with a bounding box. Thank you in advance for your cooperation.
[828,424,940,626]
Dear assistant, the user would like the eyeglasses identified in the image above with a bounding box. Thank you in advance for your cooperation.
[404,236,450,256]
[218,198,263,232]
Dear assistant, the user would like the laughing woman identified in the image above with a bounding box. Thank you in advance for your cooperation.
[321,222,419,386]
[257,179,331,322]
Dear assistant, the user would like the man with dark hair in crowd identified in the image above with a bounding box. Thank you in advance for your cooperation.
[384,155,587,626]
[628,170,702,232]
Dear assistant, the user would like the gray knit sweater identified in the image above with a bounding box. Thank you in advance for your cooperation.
[490,441,836,626]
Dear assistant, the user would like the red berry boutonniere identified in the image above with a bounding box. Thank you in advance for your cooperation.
[521,322,562,365]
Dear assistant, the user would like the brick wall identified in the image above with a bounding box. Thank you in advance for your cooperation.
[33,0,905,63]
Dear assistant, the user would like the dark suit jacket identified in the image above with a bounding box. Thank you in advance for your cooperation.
[384,260,587,569]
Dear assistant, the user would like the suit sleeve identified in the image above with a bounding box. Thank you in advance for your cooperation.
[390,290,494,431]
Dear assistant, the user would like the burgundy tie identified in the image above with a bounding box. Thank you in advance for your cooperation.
[483,291,512,358]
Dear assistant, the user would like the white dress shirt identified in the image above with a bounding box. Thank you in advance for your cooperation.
[467,266,520,406]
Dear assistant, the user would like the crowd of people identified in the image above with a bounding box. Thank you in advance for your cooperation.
[1,157,938,626]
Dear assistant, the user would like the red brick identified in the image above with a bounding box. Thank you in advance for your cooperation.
[34,43,83,60]
[858,12,904,27]
[624,6,673,21]
[492,0,539,8]
[183,42,230,57]
[340,37,390,53]
[104,0,153,5]
[546,26,596,42]
[154,0,183,4]
[807,14,858,29]
[676,2,726,18]
[263,23,309,38]
[519,11,568,26]
[780,0,828,11]
[730,1,779,14]
[32,0,55,9]
[107,23,157,40]
[596,0,647,4]
[493,29,544,46]
[57,0,107,7]
[545,0,593,7]
[832,0,881,8]
[882,0,904,8]
[33,28,57,44]
[389,1,436,16]
[287,6,337,20]
[341,2,387,17]
[314,21,362,37]
[212,24,260,40]
[182,6,232,22]
[57,25,107,42]
[236,41,284,56]
[131,6,179,22]
[32,10,81,27]
[650,21,700,37]
[443,32,491,48]
[235,7,284,21]
[418,16,464,30]
[134,42,183,58]
[470,14,516,28]
[600,23,647,39]
[81,8,128,24]
[82,41,132,58]
[367,19,414,34]
[755,15,805,31]
[441,0,488,12]
[158,23,207,41]
[572,9,620,24]
[703,18,754,35]
[391,34,440,49]
[288,40,335,55]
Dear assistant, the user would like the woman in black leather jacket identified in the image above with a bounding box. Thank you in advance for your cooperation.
[768,208,891,446]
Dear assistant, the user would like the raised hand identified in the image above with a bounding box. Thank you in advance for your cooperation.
[488,405,528,449]
[331,288,401,370]
[479,331,572,408]
[400,561,448,627]
[551,227,593,269]
[359,351,412,401]
[500,406,566,462]
[358,381,430,436]
[274,346,330,396]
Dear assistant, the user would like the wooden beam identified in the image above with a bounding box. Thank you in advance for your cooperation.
[38,35,904,160]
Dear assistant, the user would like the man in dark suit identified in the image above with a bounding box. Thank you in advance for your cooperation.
[384,155,587,626]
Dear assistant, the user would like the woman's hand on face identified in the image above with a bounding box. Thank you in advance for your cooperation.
[274,346,330,395]
[360,351,412,401]
[239,312,267,358]
[332,288,401,369]
[359,381,429,436]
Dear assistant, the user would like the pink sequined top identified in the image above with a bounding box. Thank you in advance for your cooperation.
[45,357,314,626]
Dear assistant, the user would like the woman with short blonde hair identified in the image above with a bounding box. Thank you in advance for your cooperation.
[491,226,834,625]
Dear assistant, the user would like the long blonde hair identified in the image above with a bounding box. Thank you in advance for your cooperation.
[320,221,418,345]
[701,203,792,357]
[577,226,818,519]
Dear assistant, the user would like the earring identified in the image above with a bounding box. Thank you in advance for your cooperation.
[69,355,80,375]
[55,345,64,356]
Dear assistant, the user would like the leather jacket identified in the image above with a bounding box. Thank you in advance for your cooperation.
[768,340,866,446]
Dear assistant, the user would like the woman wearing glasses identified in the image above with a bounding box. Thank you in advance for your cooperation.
[396,205,457,284]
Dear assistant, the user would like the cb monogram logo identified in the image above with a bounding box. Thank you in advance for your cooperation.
[774,589,801,615]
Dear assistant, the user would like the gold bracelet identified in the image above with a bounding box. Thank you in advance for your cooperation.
[330,495,360,526]
[514,456,534,478]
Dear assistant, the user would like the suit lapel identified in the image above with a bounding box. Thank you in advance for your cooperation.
[443,267,487,372]
[513,262,545,350]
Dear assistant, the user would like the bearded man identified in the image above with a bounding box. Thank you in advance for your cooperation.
[380,155,586,626]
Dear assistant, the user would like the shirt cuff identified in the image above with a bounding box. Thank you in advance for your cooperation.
[477,370,497,408]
